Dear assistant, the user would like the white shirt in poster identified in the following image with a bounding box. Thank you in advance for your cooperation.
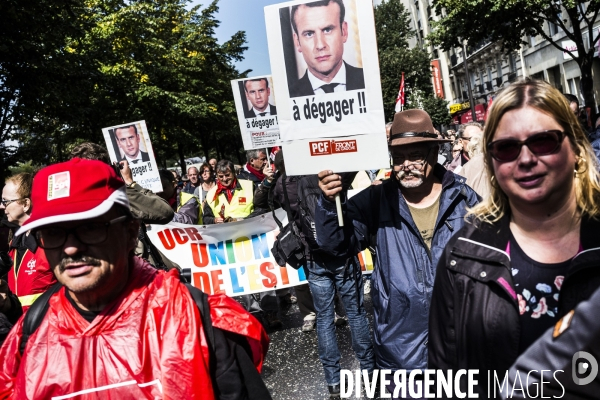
[307,63,347,95]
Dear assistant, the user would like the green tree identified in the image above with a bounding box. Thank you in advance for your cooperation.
[422,94,451,127]
[3,0,248,177]
[0,0,93,179]
[428,0,600,112]
[374,0,450,126]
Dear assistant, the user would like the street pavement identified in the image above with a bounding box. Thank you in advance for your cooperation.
[261,282,375,400]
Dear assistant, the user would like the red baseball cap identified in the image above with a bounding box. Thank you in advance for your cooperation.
[16,158,129,236]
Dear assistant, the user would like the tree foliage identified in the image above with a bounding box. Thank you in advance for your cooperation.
[0,0,247,180]
[374,0,450,126]
[428,0,600,110]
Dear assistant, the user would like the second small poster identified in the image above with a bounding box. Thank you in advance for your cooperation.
[232,75,283,150]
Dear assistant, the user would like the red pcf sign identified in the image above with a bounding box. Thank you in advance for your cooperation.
[309,140,357,156]
[310,140,331,155]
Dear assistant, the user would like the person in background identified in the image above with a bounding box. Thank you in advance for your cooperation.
[157,170,200,225]
[458,128,491,198]
[587,115,600,164]
[238,150,269,188]
[209,158,217,172]
[0,173,55,312]
[254,150,320,332]
[446,122,483,173]
[429,78,600,396]
[443,139,462,169]
[203,160,255,224]
[182,166,200,195]
[446,129,456,141]
[193,162,216,204]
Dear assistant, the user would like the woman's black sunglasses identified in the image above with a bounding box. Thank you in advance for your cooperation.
[487,130,565,162]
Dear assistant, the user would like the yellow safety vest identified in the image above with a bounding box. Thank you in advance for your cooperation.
[206,179,254,220]
[376,169,392,181]
[351,171,372,189]
[178,192,202,224]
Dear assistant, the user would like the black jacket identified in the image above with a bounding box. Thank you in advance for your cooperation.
[289,62,365,98]
[428,213,600,397]
[243,104,277,119]
[506,283,600,399]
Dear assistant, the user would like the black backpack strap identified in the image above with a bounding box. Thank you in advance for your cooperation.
[268,173,285,231]
[19,282,63,355]
[185,283,214,352]
[185,284,272,399]
[280,173,297,228]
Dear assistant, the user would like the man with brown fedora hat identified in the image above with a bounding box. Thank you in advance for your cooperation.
[314,109,480,396]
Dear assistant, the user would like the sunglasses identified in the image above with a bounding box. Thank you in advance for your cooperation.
[487,130,565,162]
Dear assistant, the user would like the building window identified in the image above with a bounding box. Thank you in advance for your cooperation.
[568,78,581,97]
[509,53,517,73]
[497,57,503,78]
[548,13,561,37]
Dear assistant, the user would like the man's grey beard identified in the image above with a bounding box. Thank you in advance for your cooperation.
[396,169,425,188]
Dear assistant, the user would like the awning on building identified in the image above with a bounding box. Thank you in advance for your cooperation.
[452,104,487,124]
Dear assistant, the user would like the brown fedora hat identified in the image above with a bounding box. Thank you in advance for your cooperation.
[389,109,451,146]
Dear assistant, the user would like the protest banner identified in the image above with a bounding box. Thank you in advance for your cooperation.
[146,209,373,296]
[264,0,388,175]
[232,75,283,150]
[102,120,162,192]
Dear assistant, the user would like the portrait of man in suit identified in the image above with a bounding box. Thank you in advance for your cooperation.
[114,124,150,164]
[289,0,364,98]
[242,78,277,119]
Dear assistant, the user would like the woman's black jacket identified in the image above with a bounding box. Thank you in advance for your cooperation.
[428,213,600,397]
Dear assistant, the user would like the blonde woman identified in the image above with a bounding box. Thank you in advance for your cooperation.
[428,78,600,396]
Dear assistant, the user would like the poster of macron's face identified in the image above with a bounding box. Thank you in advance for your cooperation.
[231,75,283,150]
[101,120,162,192]
[265,0,388,175]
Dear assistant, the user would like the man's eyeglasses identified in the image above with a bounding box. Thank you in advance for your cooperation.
[487,130,565,162]
[35,215,129,249]
[398,161,427,171]
[392,147,433,170]
[0,198,25,207]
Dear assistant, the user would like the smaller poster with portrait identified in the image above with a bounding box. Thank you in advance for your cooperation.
[101,120,162,192]
[231,75,283,150]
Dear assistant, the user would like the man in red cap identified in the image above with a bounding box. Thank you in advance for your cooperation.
[0,158,270,399]
[315,109,480,398]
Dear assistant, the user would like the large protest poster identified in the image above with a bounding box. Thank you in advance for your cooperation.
[102,120,162,192]
[232,75,283,150]
[146,209,373,296]
[265,0,388,175]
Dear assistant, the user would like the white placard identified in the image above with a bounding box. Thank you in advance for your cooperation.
[232,75,283,150]
[146,209,374,296]
[102,120,162,192]
[265,0,388,175]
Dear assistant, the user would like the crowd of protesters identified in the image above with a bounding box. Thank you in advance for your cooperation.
[0,78,599,399]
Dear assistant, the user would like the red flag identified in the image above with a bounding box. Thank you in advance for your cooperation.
[269,146,280,162]
[395,72,405,113]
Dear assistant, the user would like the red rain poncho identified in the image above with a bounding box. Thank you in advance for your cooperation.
[0,257,268,399]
